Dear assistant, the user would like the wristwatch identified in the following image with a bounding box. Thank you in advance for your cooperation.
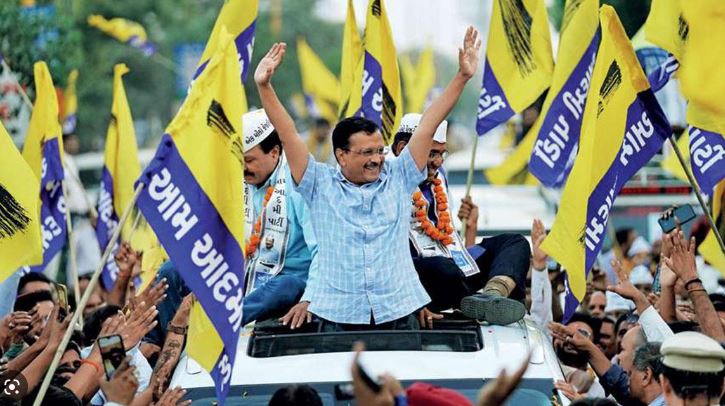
[167,322,188,335]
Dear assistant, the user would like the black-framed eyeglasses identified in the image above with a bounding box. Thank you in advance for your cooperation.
[344,146,389,158]
[429,150,449,160]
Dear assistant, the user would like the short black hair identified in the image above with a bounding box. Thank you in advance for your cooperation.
[83,304,122,344]
[268,384,323,406]
[392,131,412,156]
[662,365,725,400]
[331,117,379,152]
[17,272,51,295]
[600,316,615,327]
[633,342,663,382]
[259,130,281,154]
[615,311,639,334]
[568,312,602,343]
[615,228,634,246]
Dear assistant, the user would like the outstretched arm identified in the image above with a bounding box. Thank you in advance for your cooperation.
[254,43,310,184]
[407,26,481,169]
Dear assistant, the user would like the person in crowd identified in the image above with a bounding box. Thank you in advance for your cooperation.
[598,316,617,360]
[306,117,334,165]
[599,227,638,284]
[269,384,323,406]
[389,113,529,326]
[630,265,654,296]
[587,291,607,318]
[260,27,482,331]
[144,109,318,346]
[659,332,725,406]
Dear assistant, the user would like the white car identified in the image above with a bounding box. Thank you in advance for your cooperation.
[169,317,569,405]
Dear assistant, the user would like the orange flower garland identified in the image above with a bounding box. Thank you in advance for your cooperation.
[245,185,275,258]
[412,178,454,246]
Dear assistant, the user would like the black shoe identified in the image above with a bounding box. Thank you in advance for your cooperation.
[460,294,525,326]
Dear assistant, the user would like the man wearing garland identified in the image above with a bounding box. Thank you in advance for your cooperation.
[391,113,530,326]
[144,109,317,347]
[258,27,483,331]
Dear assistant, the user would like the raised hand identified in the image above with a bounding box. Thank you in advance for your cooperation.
[458,26,481,79]
[606,259,641,302]
[531,218,548,271]
[114,242,139,279]
[0,311,32,349]
[663,230,698,282]
[254,43,287,86]
[123,303,159,350]
[128,278,168,315]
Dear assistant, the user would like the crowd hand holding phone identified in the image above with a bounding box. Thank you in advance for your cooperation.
[99,356,138,405]
[658,204,696,234]
[0,311,32,350]
[351,342,404,406]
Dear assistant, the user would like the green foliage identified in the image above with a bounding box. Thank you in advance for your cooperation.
[549,0,652,38]
[0,1,82,92]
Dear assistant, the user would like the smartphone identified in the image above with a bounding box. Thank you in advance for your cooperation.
[652,264,662,295]
[51,282,69,318]
[355,358,381,393]
[97,335,125,380]
[658,204,696,233]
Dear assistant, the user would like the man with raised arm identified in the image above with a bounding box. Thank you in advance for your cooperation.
[255,27,481,330]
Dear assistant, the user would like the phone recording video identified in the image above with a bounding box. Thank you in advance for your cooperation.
[97,334,126,380]
[658,204,696,234]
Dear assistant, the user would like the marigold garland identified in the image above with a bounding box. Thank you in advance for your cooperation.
[245,185,275,258]
[412,178,454,246]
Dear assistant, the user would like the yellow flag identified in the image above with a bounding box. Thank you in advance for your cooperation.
[476,0,554,135]
[96,64,142,288]
[338,0,363,117]
[644,0,687,61]
[541,6,671,321]
[0,121,42,279]
[699,181,725,275]
[87,15,155,55]
[660,130,689,182]
[297,37,340,105]
[402,47,436,114]
[485,117,539,185]
[679,0,725,119]
[346,0,403,144]
[136,28,246,402]
[62,69,78,135]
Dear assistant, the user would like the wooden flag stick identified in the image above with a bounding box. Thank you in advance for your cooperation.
[669,136,725,252]
[461,134,480,238]
[61,180,82,329]
[126,209,143,243]
[33,183,144,406]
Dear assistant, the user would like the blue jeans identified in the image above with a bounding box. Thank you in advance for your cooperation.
[144,261,306,346]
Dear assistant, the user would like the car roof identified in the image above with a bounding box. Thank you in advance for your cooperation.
[170,319,565,389]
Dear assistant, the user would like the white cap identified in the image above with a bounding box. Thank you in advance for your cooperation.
[629,265,654,286]
[662,332,725,373]
[604,291,635,314]
[243,109,275,153]
[398,113,448,143]
[627,236,652,257]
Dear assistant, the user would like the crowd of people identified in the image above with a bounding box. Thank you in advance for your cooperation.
[0,26,723,406]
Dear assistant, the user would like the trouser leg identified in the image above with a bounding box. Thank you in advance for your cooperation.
[242,274,306,326]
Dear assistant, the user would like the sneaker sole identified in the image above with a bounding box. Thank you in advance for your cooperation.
[460,295,525,326]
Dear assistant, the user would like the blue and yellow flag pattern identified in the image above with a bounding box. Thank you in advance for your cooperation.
[338,0,363,118]
[528,0,600,187]
[87,15,156,56]
[0,120,42,281]
[22,62,66,274]
[346,0,402,144]
[96,64,141,289]
[194,0,258,85]
[541,6,671,322]
[476,0,553,136]
[62,69,78,135]
[136,29,245,404]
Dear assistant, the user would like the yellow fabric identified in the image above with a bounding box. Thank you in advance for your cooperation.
[494,0,597,185]
[174,28,247,375]
[541,6,650,306]
[346,0,403,144]
[338,0,363,117]
[699,181,725,275]
[0,121,42,279]
[134,220,167,292]
[297,37,340,105]
[485,0,554,112]
[22,62,64,179]
[660,130,689,182]
[62,69,78,123]
[87,15,148,44]
[104,64,141,241]
[679,0,725,119]
[197,0,258,72]
[402,47,435,113]
[644,0,686,60]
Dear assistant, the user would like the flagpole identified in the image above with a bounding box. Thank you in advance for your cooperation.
[63,162,99,223]
[33,183,144,406]
[0,58,33,110]
[127,209,143,243]
[669,136,725,252]
[61,181,82,329]
[460,134,480,238]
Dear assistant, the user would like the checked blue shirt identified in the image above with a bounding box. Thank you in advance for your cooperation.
[295,147,431,324]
